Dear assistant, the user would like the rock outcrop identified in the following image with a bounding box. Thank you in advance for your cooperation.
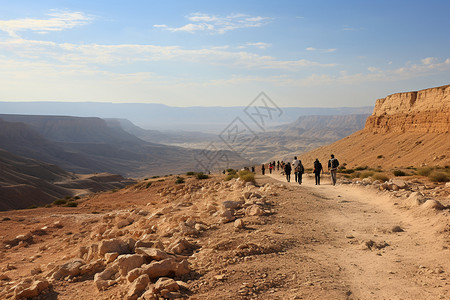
[365,85,450,133]
[299,84,450,168]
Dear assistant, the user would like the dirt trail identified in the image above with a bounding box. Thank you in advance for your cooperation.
[266,172,449,299]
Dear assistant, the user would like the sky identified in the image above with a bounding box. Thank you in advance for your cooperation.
[0,0,449,107]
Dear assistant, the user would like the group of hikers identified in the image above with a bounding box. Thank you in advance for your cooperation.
[259,154,340,185]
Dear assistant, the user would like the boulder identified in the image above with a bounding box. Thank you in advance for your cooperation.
[168,238,193,255]
[141,258,190,279]
[422,199,444,210]
[234,219,245,229]
[222,200,243,209]
[219,210,234,223]
[392,179,407,189]
[98,238,135,257]
[153,277,179,294]
[126,274,150,300]
[94,264,119,291]
[105,252,119,263]
[115,254,146,276]
[245,205,265,217]
[14,280,49,299]
[52,258,85,280]
[135,247,169,261]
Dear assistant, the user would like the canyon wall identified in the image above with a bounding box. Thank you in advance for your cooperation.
[364,85,450,133]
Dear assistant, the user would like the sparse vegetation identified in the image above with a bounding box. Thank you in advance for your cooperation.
[64,202,78,207]
[186,171,195,176]
[372,173,389,182]
[27,205,38,209]
[355,166,368,171]
[339,168,355,174]
[111,189,118,193]
[226,168,235,173]
[238,170,255,183]
[175,177,185,184]
[146,182,152,188]
[158,179,165,182]
[53,199,68,206]
[74,196,81,200]
[359,171,375,179]
[152,175,160,179]
[417,167,433,176]
[393,170,406,176]
[377,155,384,159]
[196,172,209,180]
[428,171,450,182]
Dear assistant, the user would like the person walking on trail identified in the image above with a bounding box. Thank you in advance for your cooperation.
[296,160,305,184]
[269,162,273,174]
[284,162,292,182]
[261,164,265,175]
[328,154,340,186]
[313,158,323,185]
[292,156,300,183]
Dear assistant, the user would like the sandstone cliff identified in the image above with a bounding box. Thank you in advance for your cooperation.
[365,85,450,133]
[299,84,450,168]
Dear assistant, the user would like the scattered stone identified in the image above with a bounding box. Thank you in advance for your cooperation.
[14,279,49,299]
[422,199,444,210]
[135,247,169,261]
[392,226,404,233]
[245,205,264,217]
[98,238,135,257]
[105,252,119,263]
[126,274,150,300]
[115,254,146,276]
[52,258,85,280]
[234,219,245,229]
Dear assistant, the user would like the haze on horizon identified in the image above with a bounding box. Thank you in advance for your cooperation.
[1,0,450,108]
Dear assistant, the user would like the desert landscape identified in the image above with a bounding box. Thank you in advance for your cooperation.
[1,1,450,299]
[0,84,449,299]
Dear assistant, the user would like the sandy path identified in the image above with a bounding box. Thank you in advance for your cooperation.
[266,172,449,299]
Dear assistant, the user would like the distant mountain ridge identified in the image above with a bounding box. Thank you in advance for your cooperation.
[0,149,134,210]
[0,115,251,177]
[0,101,373,132]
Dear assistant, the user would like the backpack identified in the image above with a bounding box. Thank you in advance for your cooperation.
[295,164,304,173]
[331,158,339,169]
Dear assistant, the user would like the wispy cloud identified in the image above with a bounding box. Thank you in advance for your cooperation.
[245,42,271,49]
[154,12,271,34]
[0,38,335,71]
[306,47,337,53]
[0,10,93,38]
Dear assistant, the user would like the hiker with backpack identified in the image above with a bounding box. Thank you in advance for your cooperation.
[328,154,339,186]
[284,162,292,182]
[261,164,265,175]
[296,160,305,184]
[292,156,300,183]
[313,158,323,185]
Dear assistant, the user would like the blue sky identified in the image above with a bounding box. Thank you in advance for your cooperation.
[0,0,449,107]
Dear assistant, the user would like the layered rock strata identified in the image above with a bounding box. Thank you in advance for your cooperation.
[365,85,450,133]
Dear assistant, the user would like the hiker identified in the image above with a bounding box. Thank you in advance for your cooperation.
[296,160,305,184]
[269,162,273,174]
[284,162,292,182]
[328,154,340,186]
[277,160,280,171]
[313,158,323,185]
[261,164,265,175]
[292,156,300,183]
[251,166,255,173]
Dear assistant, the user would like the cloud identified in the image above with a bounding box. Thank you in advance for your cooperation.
[0,10,93,38]
[1,38,335,71]
[155,12,271,34]
[245,42,271,49]
[306,47,336,53]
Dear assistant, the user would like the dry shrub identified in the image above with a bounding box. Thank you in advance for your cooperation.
[238,170,255,183]
[372,173,389,182]
[359,171,374,179]
[428,171,450,182]
[417,167,433,176]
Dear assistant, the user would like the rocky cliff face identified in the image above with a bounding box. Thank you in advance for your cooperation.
[364,85,450,133]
